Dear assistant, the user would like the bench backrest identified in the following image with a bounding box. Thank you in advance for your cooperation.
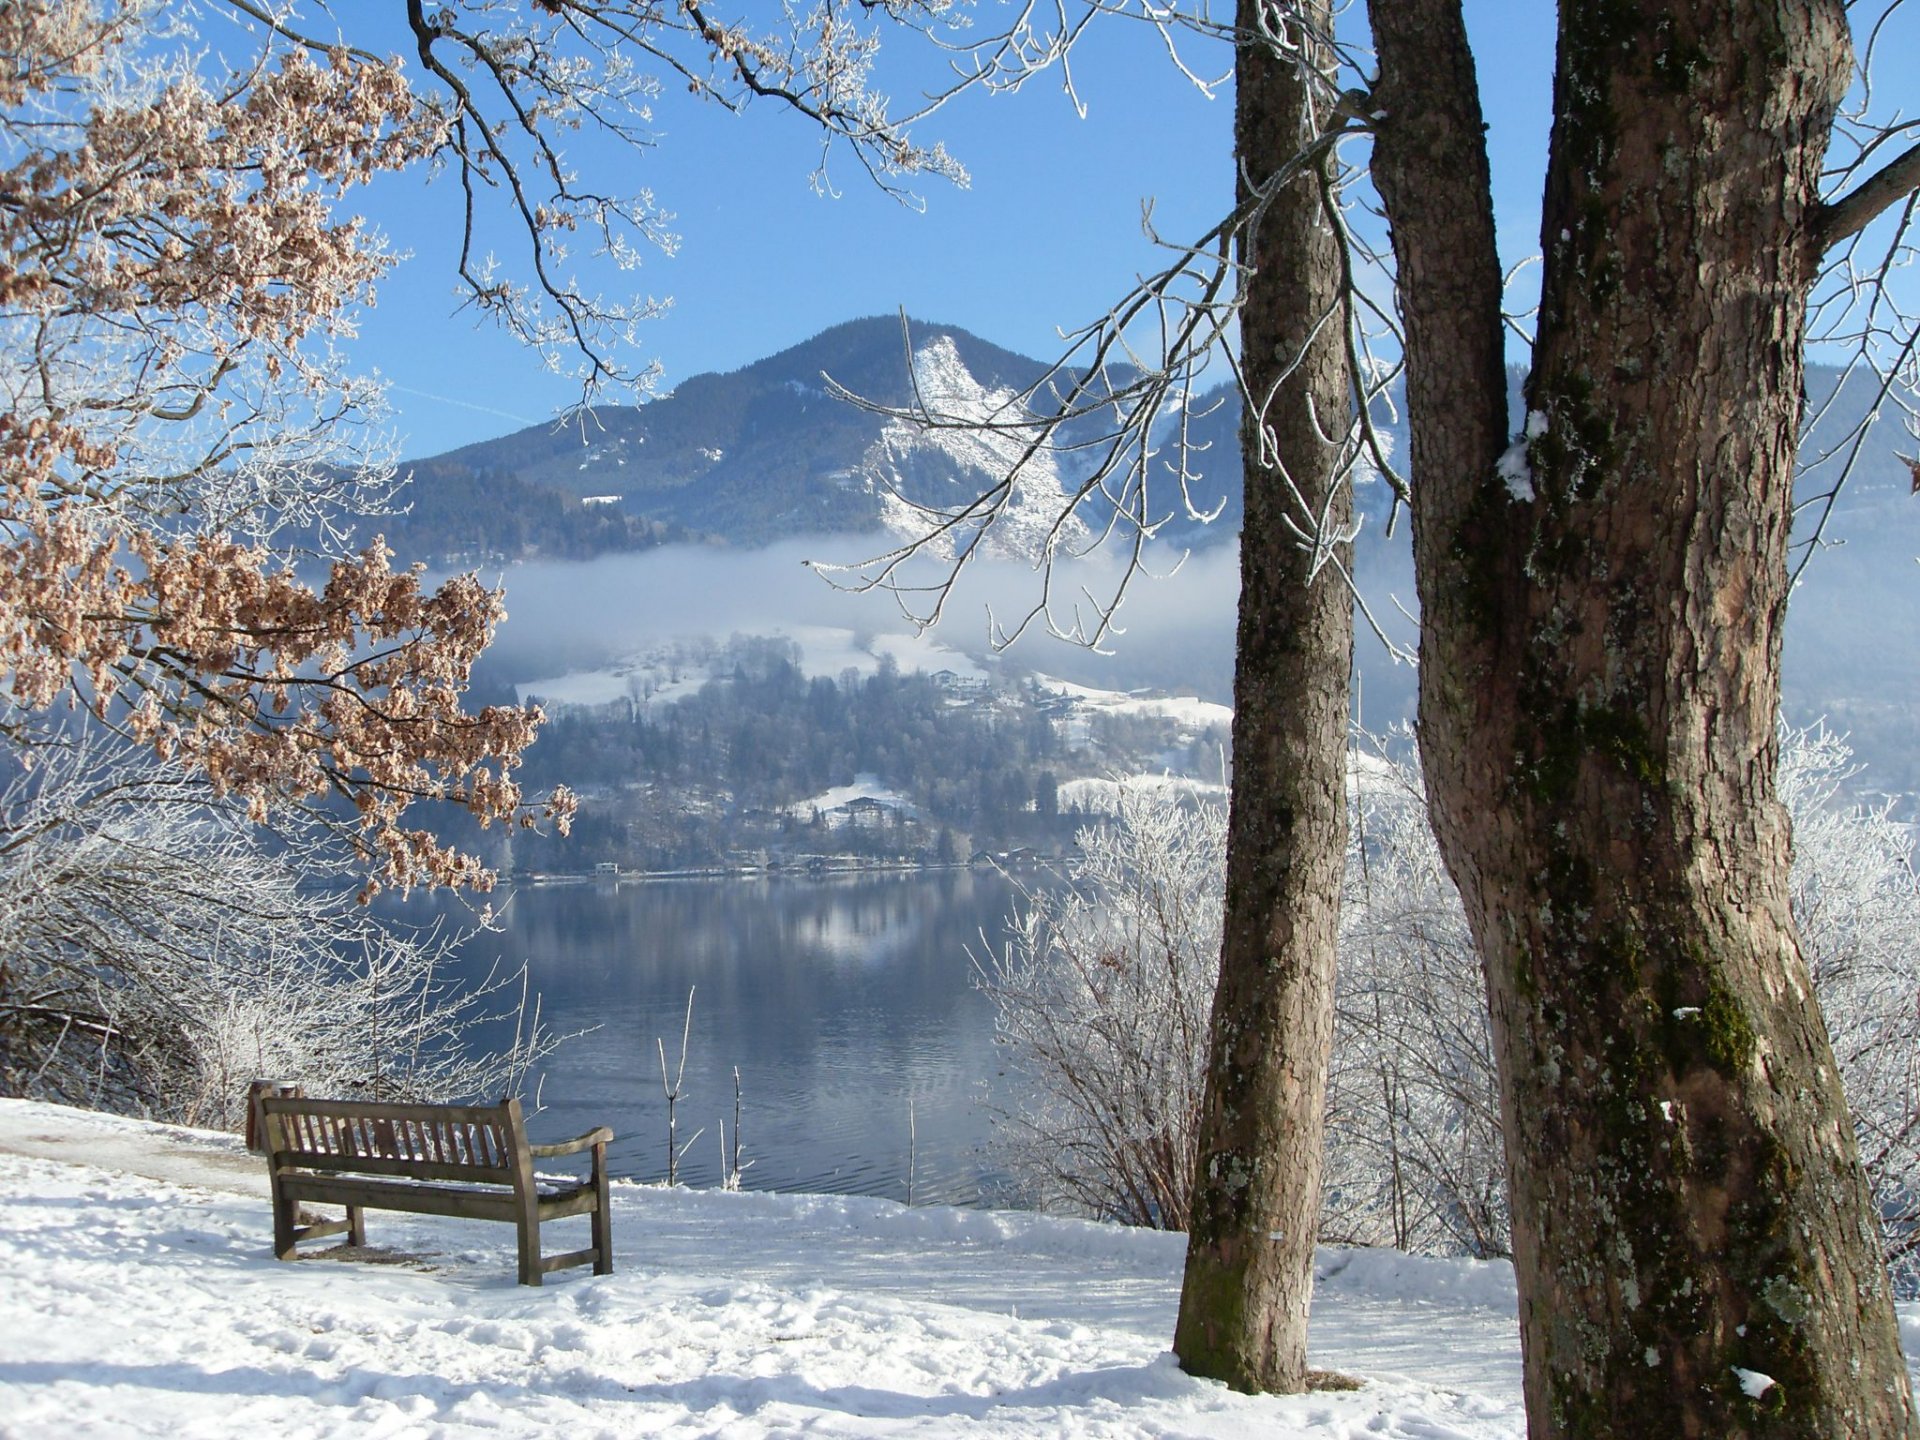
[260,1096,529,1188]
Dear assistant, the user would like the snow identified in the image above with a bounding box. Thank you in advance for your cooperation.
[1733,1367,1777,1400]
[768,624,878,680]
[862,338,1090,563]
[872,630,984,679]
[773,626,982,684]
[518,667,643,709]
[1031,675,1232,731]
[0,1098,1540,1438]
[788,773,913,819]
[5,1098,1919,1435]
[1496,410,1548,504]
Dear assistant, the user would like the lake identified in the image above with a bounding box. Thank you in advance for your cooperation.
[413,869,1031,1206]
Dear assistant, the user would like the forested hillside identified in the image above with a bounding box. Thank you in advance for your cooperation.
[468,638,1229,875]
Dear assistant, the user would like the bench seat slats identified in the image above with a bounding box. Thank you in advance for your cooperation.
[272,1151,515,1186]
[278,1173,522,1222]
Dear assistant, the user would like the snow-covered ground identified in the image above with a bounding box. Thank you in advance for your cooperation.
[0,1098,1536,1438]
[8,1098,1912,1438]
[1029,677,1232,734]
[786,773,916,822]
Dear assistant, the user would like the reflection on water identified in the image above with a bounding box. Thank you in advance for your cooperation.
[392,870,1027,1206]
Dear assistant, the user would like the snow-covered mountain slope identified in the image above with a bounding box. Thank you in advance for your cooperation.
[513,625,1229,772]
[393,317,1219,562]
[855,336,1092,562]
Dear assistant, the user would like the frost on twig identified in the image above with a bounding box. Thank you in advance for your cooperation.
[1791,0,1920,581]
[0,733,567,1125]
[812,6,1407,662]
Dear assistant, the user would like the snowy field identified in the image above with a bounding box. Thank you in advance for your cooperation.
[0,1098,1907,1438]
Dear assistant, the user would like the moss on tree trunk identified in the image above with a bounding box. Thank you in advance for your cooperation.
[1371,0,1917,1434]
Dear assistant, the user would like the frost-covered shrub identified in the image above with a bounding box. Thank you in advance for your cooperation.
[1325,750,1506,1257]
[977,782,1224,1228]
[1330,726,1920,1282]
[1779,726,1920,1289]
[0,740,557,1128]
[986,731,1920,1287]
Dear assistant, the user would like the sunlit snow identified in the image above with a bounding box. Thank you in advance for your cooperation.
[1,1099,1532,1438]
[1733,1367,1777,1400]
[1031,675,1231,732]
[5,1100,1917,1435]
[860,337,1091,563]
[1496,410,1549,504]
[786,773,914,820]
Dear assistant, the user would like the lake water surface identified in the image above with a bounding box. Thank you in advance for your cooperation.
[421,870,1029,1206]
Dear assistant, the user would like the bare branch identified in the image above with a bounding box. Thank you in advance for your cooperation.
[1814,138,1920,252]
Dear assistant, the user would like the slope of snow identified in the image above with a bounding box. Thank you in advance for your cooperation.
[860,337,1091,564]
[517,666,647,710]
[1032,675,1232,731]
[7,1099,1919,1436]
[0,1097,1540,1438]
[786,773,914,819]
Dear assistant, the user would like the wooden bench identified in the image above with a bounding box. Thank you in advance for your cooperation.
[259,1095,613,1286]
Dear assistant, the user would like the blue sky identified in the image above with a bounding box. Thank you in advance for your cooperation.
[347,6,1558,459]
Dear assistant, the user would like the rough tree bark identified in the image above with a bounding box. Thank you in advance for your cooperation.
[1369,0,1918,1434]
[1171,0,1354,1392]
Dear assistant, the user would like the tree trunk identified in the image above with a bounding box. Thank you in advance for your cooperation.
[1172,0,1354,1393]
[1370,0,1917,1435]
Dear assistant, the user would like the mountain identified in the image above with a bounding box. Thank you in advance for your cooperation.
[391,315,1915,572]
[389,319,1920,790]
[385,316,1255,563]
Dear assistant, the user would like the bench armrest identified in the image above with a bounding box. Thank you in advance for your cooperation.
[529,1126,613,1159]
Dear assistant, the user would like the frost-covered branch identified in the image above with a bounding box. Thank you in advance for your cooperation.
[977,780,1225,1226]
[1792,0,1920,579]
[0,1,580,892]
[985,730,1920,1283]
[814,7,1406,659]
[0,732,563,1125]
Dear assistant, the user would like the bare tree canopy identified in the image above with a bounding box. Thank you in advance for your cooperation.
[0,0,979,1126]
[0,731,560,1121]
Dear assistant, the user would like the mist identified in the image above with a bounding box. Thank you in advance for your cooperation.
[473,532,1244,697]
[469,520,1424,728]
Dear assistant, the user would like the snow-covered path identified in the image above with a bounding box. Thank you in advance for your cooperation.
[0,1097,1526,1437]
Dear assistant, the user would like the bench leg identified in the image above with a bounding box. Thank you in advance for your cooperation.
[592,1146,613,1276]
[347,1205,366,1248]
[271,1181,298,1261]
[517,1216,543,1287]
